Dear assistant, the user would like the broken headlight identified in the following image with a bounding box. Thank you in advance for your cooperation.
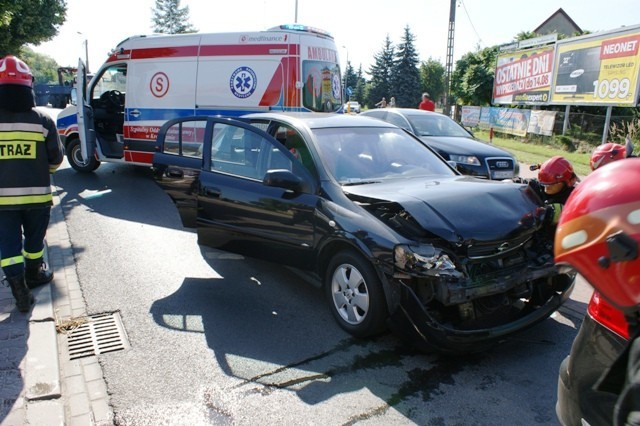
[394,244,458,275]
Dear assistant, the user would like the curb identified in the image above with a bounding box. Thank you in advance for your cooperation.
[1,178,113,425]
[24,249,61,403]
[47,179,114,424]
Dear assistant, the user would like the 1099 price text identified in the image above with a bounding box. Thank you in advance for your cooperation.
[592,78,631,99]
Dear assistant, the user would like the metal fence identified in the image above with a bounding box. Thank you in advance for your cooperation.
[454,107,639,146]
[563,112,637,142]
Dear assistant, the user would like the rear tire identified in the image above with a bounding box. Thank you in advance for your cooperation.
[325,249,388,337]
[66,138,100,172]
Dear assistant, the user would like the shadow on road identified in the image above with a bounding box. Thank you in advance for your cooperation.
[148,248,584,423]
[53,162,182,231]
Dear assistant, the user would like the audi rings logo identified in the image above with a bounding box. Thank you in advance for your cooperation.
[230,66,257,99]
[496,161,510,168]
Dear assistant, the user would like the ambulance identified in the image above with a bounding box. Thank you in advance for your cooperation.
[56,24,343,172]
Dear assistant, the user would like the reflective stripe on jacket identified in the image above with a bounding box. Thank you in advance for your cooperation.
[0,109,64,210]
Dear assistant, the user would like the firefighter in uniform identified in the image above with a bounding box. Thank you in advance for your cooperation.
[520,156,579,230]
[590,141,631,171]
[0,55,64,312]
[555,158,640,425]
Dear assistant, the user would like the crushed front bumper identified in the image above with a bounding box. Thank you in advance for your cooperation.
[389,276,575,354]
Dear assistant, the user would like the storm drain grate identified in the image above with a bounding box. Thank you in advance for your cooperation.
[66,312,130,360]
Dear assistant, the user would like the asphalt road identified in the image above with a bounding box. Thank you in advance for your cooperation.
[50,155,593,425]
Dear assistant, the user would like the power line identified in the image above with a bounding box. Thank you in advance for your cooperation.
[459,0,482,46]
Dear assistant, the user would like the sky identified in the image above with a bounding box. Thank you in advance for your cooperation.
[30,0,640,75]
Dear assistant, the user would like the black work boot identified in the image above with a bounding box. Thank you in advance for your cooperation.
[7,274,34,313]
[25,259,54,289]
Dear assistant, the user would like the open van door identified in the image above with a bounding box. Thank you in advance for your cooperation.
[76,58,97,167]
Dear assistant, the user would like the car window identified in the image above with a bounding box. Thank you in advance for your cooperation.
[273,125,317,176]
[409,114,471,137]
[210,124,265,179]
[363,110,386,119]
[313,127,454,184]
[385,113,411,131]
[161,119,205,159]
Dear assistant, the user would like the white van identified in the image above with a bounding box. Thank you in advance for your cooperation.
[56,24,343,172]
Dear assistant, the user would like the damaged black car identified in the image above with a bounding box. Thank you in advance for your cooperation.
[152,113,574,353]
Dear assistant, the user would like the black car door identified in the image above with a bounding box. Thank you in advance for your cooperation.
[154,116,319,269]
[152,117,208,228]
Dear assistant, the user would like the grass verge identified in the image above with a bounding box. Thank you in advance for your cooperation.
[473,130,592,177]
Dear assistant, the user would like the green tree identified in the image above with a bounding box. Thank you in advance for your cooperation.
[353,65,366,104]
[0,0,67,56]
[514,31,537,41]
[21,47,59,84]
[366,35,394,109]
[419,58,445,106]
[451,46,498,106]
[151,0,197,34]
[516,30,586,42]
[392,25,421,108]
[343,61,357,101]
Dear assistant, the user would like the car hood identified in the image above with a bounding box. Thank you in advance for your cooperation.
[420,136,513,158]
[344,176,539,242]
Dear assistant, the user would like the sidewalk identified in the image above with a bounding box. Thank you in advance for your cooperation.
[0,185,112,425]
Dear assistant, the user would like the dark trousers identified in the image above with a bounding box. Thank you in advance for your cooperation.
[0,207,51,278]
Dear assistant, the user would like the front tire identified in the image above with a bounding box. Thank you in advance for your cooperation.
[66,138,100,172]
[325,250,387,337]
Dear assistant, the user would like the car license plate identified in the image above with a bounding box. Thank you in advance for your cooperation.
[492,170,514,179]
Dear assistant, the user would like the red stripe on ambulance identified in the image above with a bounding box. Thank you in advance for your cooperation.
[109,44,301,62]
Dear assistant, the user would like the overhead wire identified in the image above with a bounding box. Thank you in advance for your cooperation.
[459,0,483,47]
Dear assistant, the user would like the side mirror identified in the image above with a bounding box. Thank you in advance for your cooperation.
[263,169,309,193]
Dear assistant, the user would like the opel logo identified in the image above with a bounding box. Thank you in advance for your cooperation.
[497,242,511,252]
[496,161,509,168]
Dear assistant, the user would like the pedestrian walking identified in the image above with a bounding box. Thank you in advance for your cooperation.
[418,92,435,111]
[375,97,387,108]
[0,55,64,312]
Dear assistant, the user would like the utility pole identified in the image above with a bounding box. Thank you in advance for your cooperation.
[444,0,456,117]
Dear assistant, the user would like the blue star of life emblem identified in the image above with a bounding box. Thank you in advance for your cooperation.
[230,66,257,99]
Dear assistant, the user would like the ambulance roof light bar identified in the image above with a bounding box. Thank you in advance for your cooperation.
[269,24,333,39]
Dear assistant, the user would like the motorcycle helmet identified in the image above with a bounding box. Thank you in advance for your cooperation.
[555,158,640,314]
[590,142,627,171]
[0,55,33,87]
[537,156,576,186]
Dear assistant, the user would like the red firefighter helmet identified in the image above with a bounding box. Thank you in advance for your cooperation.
[0,55,33,87]
[555,158,640,314]
[538,156,576,186]
[590,142,627,171]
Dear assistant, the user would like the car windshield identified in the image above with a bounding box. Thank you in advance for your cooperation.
[312,127,455,184]
[408,114,472,137]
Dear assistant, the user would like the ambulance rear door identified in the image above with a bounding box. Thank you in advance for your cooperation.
[76,58,96,162]
[299,33,342,112]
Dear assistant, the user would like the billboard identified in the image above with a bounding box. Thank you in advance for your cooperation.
[461,106,481,127]
[478,107,531,137]
[550,25,640,106]
[493,45,555,105]
[528,110,557,136]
